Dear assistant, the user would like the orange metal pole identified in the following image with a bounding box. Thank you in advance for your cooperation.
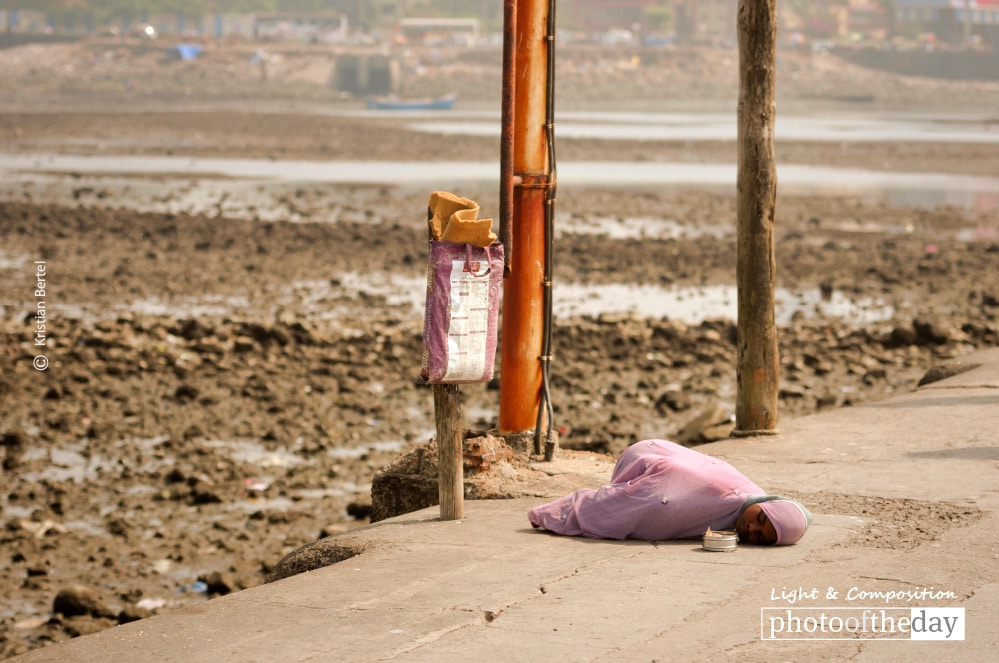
[499,0,550,435]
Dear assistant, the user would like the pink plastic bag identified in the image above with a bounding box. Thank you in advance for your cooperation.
[420,240,504,384]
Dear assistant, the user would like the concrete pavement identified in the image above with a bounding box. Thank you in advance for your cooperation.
[10,348,999,662]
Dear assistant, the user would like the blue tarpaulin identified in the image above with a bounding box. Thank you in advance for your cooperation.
[173,44,203,60]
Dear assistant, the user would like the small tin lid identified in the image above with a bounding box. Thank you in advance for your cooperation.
[702,528,738,552]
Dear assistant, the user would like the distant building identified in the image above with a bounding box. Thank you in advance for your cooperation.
[396,17,480,46]
[252,12,349,44]
[559,0,735,43]
[894,0,999,44]
[845,2,891,40]
[0,9,48,33]
[563,0,651,34]
[779,1,890,41]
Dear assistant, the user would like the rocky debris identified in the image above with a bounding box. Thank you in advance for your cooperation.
[675,404,736,445]
[198,571,239,597]
[917,359,984,387]
[1,429,25,471]
[267,538,370,584]
[273,446,615,581]
[887,318,956,347]
[52,586,116,620]
[370,430,516,523]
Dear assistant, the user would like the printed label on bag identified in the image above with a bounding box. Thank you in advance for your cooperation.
[443,258,490,381]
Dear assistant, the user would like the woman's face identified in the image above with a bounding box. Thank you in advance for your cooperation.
[735,504,778,545]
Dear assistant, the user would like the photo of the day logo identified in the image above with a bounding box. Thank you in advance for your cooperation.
[761,607,965,640]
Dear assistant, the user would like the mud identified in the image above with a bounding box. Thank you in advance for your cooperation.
[1,37,997,659]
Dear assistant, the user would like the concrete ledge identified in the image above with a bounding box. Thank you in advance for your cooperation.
[10,347,998,662]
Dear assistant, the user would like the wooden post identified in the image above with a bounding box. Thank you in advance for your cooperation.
[735,0,780,436]
[433,383,464,520]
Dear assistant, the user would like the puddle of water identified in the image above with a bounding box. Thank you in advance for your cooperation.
[2,503,35,519]
[29,136,203,151]
[333,271,895,326]
[2,153,996,212]
[121,435,172,451]
[556,284,895,325]
[0,250,33,270]
[293,484,372,499]
[202,438,409,469]
[464,405,498,425]
[955,224,999,242]
[125,295,251,318]
[409,111,999,144]
[3,262,907,336]
[203,439,304,468]
[0,171,322,222]
[822,218,998,241]
[559,214,729,240]
[227,483,373,514]
[309,273,427,317]
[111,435,179,475]
[125,484,161,498]
[1,600,49,623]
[326,439,408,460]
[19,444,118,484]
[62,517,111,538]
[227,496,298,513]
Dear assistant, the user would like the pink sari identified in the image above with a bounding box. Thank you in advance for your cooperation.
[528,439,766,540]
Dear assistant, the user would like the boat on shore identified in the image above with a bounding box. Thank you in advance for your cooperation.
[365,92,457,111]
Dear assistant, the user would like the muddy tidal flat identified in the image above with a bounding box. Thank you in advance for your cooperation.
[1,37,998,659]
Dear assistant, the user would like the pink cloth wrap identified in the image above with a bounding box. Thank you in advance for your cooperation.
[528,439,768,540]
[759,500,810,545]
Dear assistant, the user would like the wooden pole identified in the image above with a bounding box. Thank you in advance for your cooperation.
[735,0,779,436]
[433,383,464,520]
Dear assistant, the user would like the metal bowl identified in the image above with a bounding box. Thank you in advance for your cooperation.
[702,529,738,552]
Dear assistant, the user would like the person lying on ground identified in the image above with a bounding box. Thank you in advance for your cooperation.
[528,439,812,545]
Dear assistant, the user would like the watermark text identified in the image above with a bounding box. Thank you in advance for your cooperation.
[32,260,48,370]
[762,607,965,641]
